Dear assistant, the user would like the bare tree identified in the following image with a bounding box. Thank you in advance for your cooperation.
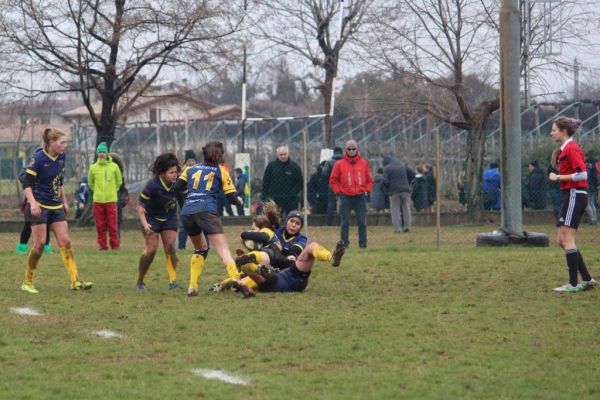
[252,0,373,147]
[0,0,241,147]
[360,0,600,220]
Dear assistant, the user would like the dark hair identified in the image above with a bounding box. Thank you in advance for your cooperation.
[529,160,539,168]
[184,149,197,162]
[150,153,181,177]
[376,167,383,174]
[253,200,281,230]
[235,167,243,174]
[202,141,225,165]
[490,162,499,169]
[554,116,581,137]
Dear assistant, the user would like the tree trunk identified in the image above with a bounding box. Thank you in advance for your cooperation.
[322,68,335,148]
[464,99,500,222]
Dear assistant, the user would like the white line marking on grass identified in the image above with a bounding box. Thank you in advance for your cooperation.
[191,369,250,385]
[10,307,42,316]
[92,329,124,339]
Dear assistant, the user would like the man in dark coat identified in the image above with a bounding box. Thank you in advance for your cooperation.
[261,145,303,217]
[526,160,547,210]
[323,147,344,225]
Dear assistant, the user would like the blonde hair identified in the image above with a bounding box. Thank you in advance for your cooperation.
[41,128,67,152]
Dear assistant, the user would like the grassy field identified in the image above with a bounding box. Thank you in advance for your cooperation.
[1,225,600,399]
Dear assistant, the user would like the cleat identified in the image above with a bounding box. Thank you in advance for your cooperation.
[168,281,183,290]
[235,253,257,269]
[43,244,52,254]
[330,240,345,267]
[16,243,28,255]
[258,264,277,279]
[21,283,38,294]
[187,287,198,297]
[71,281,93,291]
[231,280,255,298]
[580,279,597,291]
[553,283,582,293]
[208,282,223,292]
[136,282,147,290]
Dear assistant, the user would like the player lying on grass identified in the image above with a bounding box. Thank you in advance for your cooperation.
[135,153,183,291]
[230,239,345,297]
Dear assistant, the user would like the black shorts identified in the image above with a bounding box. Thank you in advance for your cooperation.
[25,204,66,226]
[143,214,178,234]
[181,212,224,236]
[558,189,588,229]
[258,265,311,292]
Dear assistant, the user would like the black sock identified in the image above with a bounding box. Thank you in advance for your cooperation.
[578,250,592,282]
[566,249,579,287]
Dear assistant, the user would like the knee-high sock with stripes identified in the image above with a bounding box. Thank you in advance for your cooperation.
[60,245,79,283]
[565,248,580,287]
[24,249,42,284]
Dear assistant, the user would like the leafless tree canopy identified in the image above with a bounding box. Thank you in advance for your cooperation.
[251,0,373,146]
[0,0,241,144]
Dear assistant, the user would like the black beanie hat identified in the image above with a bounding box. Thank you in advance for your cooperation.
[184,149,196,162]
[286,210,304,228]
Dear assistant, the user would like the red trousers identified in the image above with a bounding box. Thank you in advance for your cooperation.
[93,202,119,250]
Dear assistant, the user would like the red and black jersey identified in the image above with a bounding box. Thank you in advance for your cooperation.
[557,138,587,190]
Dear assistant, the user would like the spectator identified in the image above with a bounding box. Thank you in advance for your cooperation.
[370,167,389,213]
[74,176,91,220]
[329,140,373,248]
[110,153,129,238]
[234,167,248,216]
[261,145,303,217]
[178,149,197,250]
[411,165,429,213]
[482,162,501,210]
[584,154,598,225]
[382,156,415,233]
[423,164,436,212]
[526,160,547,210]
[307,162,328,214]
[88,142,122,250]
[323,147,344,225]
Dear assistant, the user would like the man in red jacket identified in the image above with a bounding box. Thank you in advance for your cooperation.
[329,140,373,248]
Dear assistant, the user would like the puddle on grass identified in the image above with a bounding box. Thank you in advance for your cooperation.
[10,307,42,316]
[191,369,250,385]
[92,329,124,339]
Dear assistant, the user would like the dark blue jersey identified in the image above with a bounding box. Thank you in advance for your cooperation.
[179,163,236,215]
[24,147,65,209]
[139,176,178,221]
[275,226,307,257]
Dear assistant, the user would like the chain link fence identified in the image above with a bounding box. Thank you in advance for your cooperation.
[1,108,599,251]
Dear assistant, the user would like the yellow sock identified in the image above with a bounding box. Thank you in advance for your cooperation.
[226,261,240,280]
[242,277,258,290]
[189,254,205,289]
[250,251,263,264]
[312,245,332,263]
[60,245,79,283]
[24,250,41,284]
[241,262,260,275]
[165,254,177,282]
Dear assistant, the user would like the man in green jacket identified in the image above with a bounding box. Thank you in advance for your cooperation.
[88,142,122,250]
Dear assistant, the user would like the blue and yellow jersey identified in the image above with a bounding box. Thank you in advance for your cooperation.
[259,227,282,251]
[275,226,307,257]
[178,163,236,215]
[139,176,178,221]
[24,147,65,209]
